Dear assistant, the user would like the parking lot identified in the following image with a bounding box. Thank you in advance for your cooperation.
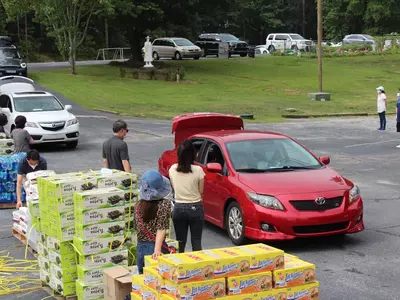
[1,92,400,299]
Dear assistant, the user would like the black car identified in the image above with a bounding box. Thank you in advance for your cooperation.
[0,46,27,77]
[195,33,249,57]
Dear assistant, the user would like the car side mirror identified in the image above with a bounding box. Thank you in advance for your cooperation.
[206,163,222,173]
[65,105,72,111]
[1,108,10,115]
[319,156,330,165]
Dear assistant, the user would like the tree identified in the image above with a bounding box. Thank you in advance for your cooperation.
[32,0,113,74]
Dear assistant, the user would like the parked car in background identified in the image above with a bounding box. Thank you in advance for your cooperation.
[254,45,270,55]
[0,44,27,77]
[0,76,80,149]
[266,33,312,52]
[159,113,364,245]
[195,33,249,57]
[342,34,375,46]
[152,37,202,60]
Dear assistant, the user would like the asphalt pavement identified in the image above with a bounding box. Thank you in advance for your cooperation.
[1,74,400,299]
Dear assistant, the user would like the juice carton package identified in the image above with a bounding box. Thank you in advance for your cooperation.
[274,260,316,288]
[76,280,105,300]
[73,236,126,255]
[142,285,159,300]
[78,249,128,269]
[144,266,164,293]
[256,289,288,300]
[235,244,284,273]
[163,280,178,298]
[227,271,272,295]
[74,188,127,210]
[49,250,77,269]
[284,254,299,263]
[131,292,142,300]
[161,294,175,300]
[176,278,226,299]
[50,263,77,282]
[158,252,216,283]
[75,205,127,226]
[77,265,104,284]
[49,275,76,296]
[75,221,125,240]
[46,237,75,255]
[287,282,320,300]
[200,248,250,278]
[145,255,160,268]
[132,274,145,297]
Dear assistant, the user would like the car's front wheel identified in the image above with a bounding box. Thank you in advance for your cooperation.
[174,52,182,60]
[66,141,78,149]
[240,53,247,57]
[225,201,246,245]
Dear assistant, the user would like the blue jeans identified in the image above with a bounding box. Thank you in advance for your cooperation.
[136,241,169,274]
[379,112,386,130]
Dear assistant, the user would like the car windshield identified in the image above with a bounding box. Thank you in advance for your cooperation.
[0,49,20,59]
[220,35,239,42]
[226,138,323,173]
[364,34,374,40]
[290,34,306,40]
[14,96,64,112]
[173,39,194,46]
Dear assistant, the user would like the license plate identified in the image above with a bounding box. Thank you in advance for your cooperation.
[7,70,16,74]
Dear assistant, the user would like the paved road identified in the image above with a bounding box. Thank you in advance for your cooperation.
[1,85,400,299]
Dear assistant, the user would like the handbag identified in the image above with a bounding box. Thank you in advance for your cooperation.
[136,203,176,254]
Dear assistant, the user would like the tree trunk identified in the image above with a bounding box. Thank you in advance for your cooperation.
[69,48,77,75]
[24,14,28,62]
[17,16,21,41]
[105,18,109,48]
[128,29,144,62]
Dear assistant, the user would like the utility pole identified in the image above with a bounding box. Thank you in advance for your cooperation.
[317,0,323,92]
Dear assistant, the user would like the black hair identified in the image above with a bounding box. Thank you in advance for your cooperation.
[381,90,386,94]
[112,119,127,133]
[26,149,40,161]
[177,139,195,173]
[0,113,7,126]
[15,115,27,129]
[138,200,160,223]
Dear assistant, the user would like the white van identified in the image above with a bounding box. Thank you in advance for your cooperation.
[266,33,312,52]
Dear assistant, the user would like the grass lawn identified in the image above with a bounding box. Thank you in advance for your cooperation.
[31,54,400,122]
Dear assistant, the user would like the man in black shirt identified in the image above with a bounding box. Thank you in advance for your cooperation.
[16,149,47,208]
[102,119,131,172]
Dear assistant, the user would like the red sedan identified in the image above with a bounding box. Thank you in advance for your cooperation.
[159,113,364,244]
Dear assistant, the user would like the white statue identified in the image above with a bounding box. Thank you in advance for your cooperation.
[143,36,154,68]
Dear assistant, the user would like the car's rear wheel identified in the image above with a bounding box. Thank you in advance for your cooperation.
[225,201,246,245]
[174,52,182,60]
[66,141,78,149]
[291,45,298,51]
[193,57,200,60]
[268,45,275,52]
[152,52,159,60]
[240,53,247,57]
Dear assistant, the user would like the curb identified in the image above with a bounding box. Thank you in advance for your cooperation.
[93,108,119,115]
[282,112,396,119]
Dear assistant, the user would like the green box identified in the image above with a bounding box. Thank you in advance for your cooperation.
[48,224,75,241]
[50,263,77,282]
[40,269,51,285]
[73,236,126,256]
[75,221,125,240]
[47,196,74,213]
[76,280,104,300]
[38,255,50,272]
[28,200,40,217]
[94,172,137,190]
[37,242,46,257]
[75,206,127,226]
[49,250,77,269]
[78,249,128,269]
[73,188,127,210]
[47,236,75,255]
[49,275,76,296]
[77,265,104,284]
[49,209,75,228]
[45,177,98,199]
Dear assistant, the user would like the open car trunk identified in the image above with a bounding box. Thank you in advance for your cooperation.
[172,113,244,146]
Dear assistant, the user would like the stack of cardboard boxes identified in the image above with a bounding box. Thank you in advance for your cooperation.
[131,243,320,300]
[34,170,139,298]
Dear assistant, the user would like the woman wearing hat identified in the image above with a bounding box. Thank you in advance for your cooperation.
[377,86,387,130]
[134,170,173,274]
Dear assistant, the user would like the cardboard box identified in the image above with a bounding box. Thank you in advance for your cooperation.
[47,196,74,213]
[40,269,50,285]
[49,275,76,296]
[73,236,126,255]
[75,221,125,240]
[46,237,75,255]
[273,259,316,288]
[38,255,50,272]
[131,274,144,297]
[94,172,138,190]
[48,224,75,241]
[78,249,128,269]
[49,209,75,228]
[142,285,159,300]
[103,266,134,300]
[50,263,77,282]
[227,271,273,295]
[45,177,98,199]
[49,250,77,269]
[75,206,127,226]
[77,265,105,284]
[76,280,104,300]
[28,200,40,217]
[143,266,164,293]
[286,281,320,300]
[74,188,127,210]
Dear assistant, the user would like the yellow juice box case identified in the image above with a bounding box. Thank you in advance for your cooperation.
[145,255,160,268]
[132,274,144,297]
[256,289,288,300]
[273,260,316,288]
[131,292,142,300]
[142,285,159,300]
[227,271,272,295]
[200,249,250,278]
[287,281,320,300]
[176,278,226,300]
[158,252,215,283]
[235,243,284,273]
[284,254,299,263]
[144,266,164,293]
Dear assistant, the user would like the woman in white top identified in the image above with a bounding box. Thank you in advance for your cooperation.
[169,139,205,253]
[376,86,387,130]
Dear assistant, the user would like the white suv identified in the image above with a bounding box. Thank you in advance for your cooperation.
[266,33,312,52]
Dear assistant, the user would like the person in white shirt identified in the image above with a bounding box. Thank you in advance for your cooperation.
[376,86,387,130]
